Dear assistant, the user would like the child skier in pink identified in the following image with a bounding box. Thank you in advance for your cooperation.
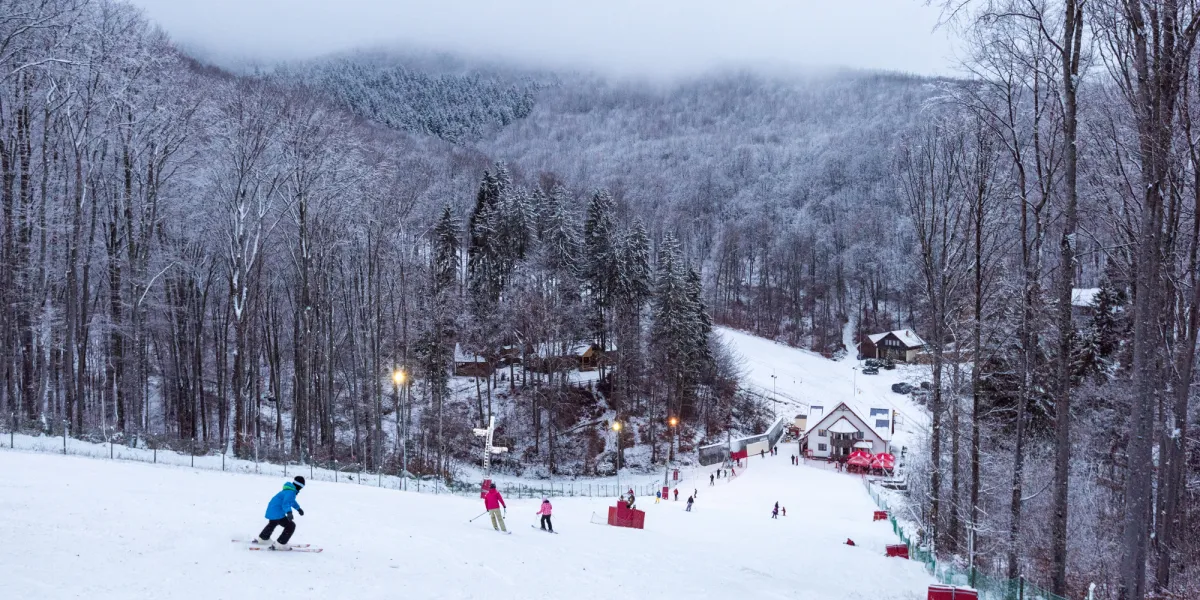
[536,499,554,532]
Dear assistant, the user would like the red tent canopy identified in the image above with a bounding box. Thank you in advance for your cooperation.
[847,449,873,468]
[870,453,895,471]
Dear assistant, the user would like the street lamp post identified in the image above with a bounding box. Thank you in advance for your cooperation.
[612,420,622,496]
[393,369,407,489]
[664,417,678,487]
[771,372,778,419]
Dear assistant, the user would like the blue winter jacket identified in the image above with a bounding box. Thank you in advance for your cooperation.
[265,482,303,520]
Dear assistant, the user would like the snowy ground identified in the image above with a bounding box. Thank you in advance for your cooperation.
[2,449,931,599]
[717,326,930,450]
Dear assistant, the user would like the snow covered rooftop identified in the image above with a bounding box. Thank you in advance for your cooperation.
[867,329,926,348]
[1072,288,1100,307]
[454,343,486,363]
[827,418,859,434]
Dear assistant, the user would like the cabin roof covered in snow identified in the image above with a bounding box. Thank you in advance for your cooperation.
[867,329,926,348]
[801,402,889,444]
[454,343,486,363]
[1072,288,1100,307]
[827,418,858,434]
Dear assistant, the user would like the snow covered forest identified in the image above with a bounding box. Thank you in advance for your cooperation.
[4,0,1200,598]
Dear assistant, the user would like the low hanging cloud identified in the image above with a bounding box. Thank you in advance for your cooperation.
[127,0,958,77]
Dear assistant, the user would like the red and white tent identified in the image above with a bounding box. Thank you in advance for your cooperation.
[846,449,873,472]
[870,452,895,474]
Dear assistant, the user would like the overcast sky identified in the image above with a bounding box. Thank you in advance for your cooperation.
[127,0,958,78]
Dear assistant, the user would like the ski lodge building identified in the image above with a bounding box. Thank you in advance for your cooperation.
[800,403,888,459]
[859,329,925,362]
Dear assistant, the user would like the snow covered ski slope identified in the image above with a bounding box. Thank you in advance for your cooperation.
[1,450,930,600]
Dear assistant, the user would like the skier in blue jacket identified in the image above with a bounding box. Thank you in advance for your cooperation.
[254,476,305,550]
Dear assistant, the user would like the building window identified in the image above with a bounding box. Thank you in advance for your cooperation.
[818,443,827,452]
[817,429,826,437]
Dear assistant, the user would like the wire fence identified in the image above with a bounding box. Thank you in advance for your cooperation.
[0,425,683,502]
[863,479,1069,600]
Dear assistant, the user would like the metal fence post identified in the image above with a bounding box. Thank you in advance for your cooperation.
[190,439,194,468]
[222,453,225,471]
[62,420,67,455]
[153,447,157,464]
[1019,576,1025,600]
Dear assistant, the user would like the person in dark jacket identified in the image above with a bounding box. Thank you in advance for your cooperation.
[255,476,305,550]
[686,495,694,512]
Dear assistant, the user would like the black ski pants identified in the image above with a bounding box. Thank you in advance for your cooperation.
[259,518,296,543]
[540,515,553,532]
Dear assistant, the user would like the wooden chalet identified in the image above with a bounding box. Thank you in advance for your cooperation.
[454,343,494,378]
[860,329,926,362]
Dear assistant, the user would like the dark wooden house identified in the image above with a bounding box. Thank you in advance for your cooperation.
[860,329,926,362]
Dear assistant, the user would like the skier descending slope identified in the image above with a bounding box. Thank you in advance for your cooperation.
[535,499,554,533]
[484,483,508,533]
[254,476,305,550]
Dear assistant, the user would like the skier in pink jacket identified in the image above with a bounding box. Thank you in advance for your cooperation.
[484,483,507,532]
[536,499,554,532]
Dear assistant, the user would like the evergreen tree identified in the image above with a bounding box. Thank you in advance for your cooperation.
[613,220,653,411]
[583,190,619,349]
[416,206,460,477]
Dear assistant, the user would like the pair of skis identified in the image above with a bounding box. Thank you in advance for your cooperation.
[234,539,323,553]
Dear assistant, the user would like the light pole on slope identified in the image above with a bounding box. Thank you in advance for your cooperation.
[771,371,778,419]
[612,420,622,497]
[664,416,678,487]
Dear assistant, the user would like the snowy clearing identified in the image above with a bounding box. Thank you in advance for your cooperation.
[2,449,931,599]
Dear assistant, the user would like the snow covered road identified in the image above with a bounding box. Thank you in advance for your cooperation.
[1,449,930,599]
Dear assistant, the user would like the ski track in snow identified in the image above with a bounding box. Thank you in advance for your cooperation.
[1,449,932,599]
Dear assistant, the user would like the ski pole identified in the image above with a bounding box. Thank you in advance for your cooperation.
[469,511,489,522]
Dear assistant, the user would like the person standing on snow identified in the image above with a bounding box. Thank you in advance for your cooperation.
[709,473,715,486]
[772,505,779,519]
[655,490,661,504]
[536,499,553,532]
[782,506,787,517]
[484,483,507,532]
[673,488,679,501]
[255,476,305,550]
[686,495,694,512]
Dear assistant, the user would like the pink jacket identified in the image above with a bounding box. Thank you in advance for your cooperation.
[536,502,553,516]
[484,488,506,510]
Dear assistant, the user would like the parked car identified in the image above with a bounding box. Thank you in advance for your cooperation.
[883,359,896,370]
[862,365,880,375]
[891,382,913,394]
[920,381,932,390]
[865,358,882,368]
